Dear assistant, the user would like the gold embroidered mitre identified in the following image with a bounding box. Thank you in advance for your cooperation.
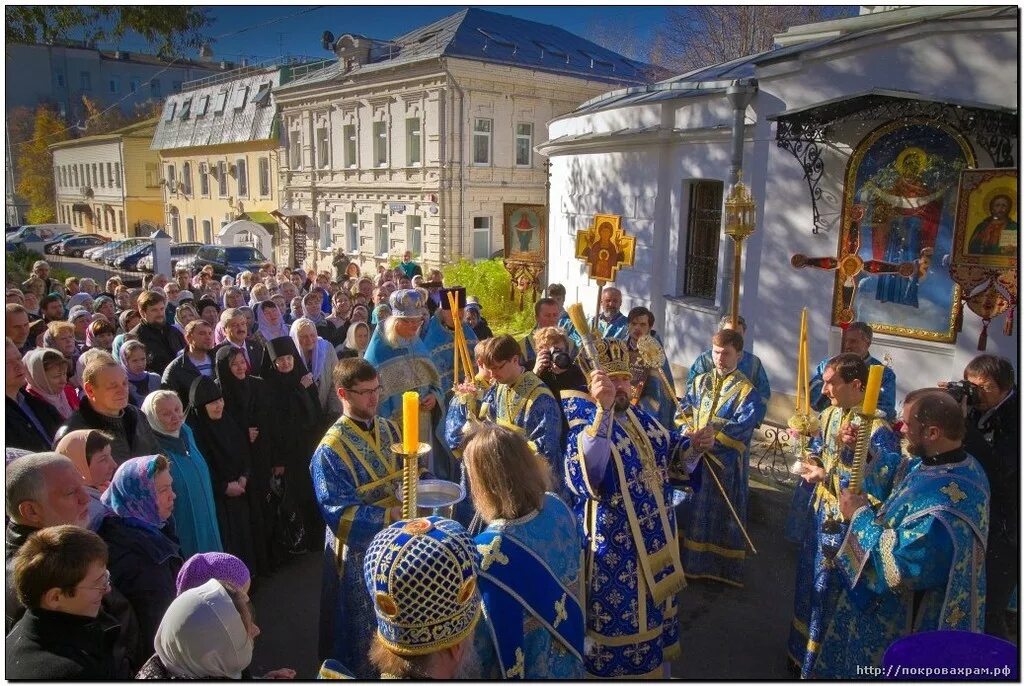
[594,338,631,378]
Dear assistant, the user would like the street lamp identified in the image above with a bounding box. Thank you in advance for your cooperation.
[723,173,756,329]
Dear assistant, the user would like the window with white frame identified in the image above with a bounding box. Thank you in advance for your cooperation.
[170,213,180,241]
[472,217,491,259]
[407,215,422,256]
[343,124,357,168]
[375,214,388,255]
[289,131,301,169]
[92,164,99,187]
[202,219,212,243]
[319,211,331,251]
[258,158,270,196]
[406,117,421,166]
[113,162,121,187]
[515,123,533,167]
[373,121,388,167]
[186,218,195,242]
[181,162,192,195]
[166,164,176,188]
[472,118,492,165]
[232,85,248,110]
[316,127,330,169]
[213,90,227,114]
[196,95,209,116]
[346,212,359,252]
[236,159,248,197]
[199,162,209,196]
[217,161,227,197]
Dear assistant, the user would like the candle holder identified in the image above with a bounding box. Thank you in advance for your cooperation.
[786,411,820,475]
[391,442,432,519]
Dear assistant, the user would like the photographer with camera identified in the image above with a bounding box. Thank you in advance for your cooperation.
[532,326,587,442]
[943,354,1018,640]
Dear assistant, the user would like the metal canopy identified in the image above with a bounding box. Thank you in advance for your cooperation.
[771,89,1019,233]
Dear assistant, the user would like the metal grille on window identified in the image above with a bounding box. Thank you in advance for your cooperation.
[684,180,723,300]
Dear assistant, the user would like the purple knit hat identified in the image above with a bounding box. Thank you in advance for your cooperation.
[175,552,251,596]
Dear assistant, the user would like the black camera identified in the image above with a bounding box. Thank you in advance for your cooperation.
[549,348,572,370]
[944,380,978,405]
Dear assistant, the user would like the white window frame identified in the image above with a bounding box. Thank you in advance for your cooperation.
[373,120,388,167]
[202,219,212,244]
[406,117,421,166]
[343,124,357,168]
[166,164,176,188]
[232,85,249,110]
[319,211,331,251]
[472,118,492,166]
[375,213,389,256]
[181,162,192,195]
[515,122,533,167]
[199,162,209,197]
[236,158,248,197]
[289,131,302,169]
[472,216,491,260]
[407,215,422,256]
[316,127,330,169]
[258,158,270,196]
[214,91,228,114]
[217,161,227,197]
[346,212,359,253]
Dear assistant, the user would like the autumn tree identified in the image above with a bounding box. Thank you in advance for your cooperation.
[16,106,71,224]
[651,6,853,74]
[5,6,211,58]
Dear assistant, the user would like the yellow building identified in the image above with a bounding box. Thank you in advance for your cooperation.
[50,118,164,238]
[151,61,307,263]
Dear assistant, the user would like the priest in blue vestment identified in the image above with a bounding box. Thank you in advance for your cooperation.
[568,287,629,348]
[808,321,897,420]
[813,390,990,678]
[563,338,700,678]
[625,306,679,429]
[685,314,770,426]
[421,286,478,398]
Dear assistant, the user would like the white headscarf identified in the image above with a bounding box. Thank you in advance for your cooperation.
[154,579,253,679]
[22,348,73,418]
[142,390,183,439]
[289,317,330,380]
[255,302,289,342]
[343,321,370,354]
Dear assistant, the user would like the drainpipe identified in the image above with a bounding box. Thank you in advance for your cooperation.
[721,78,757,314]
[443,62,465,264]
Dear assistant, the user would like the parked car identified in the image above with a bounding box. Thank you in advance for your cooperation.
[136,242,203,273]
[190,244,268,278]
[101,237,151,266]
[6,223,73,251]
[59,235,108,258]
[83,241,115,260]
[113,242,154,271]
[87,240,128,263]
[43,231,79,254]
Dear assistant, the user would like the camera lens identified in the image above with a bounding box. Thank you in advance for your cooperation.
[550,349,571,369]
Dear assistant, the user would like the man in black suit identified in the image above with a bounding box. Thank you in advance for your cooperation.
[215,307,264,374]
[5,338,62,451]
[130,290,185,374]
[161,320,217,407]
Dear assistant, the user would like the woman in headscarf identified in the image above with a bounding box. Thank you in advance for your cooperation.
[260,336,323,551]
[214,346,272,574]
[66,291,94,312]
[117,308,141,336]
[68,305,93,351]
[93,295,117,322]
[222,286,245,310]
[185,376,258,574]
[289,296,303,322]
[338,320,370,359]
[289,317,342,423]
[172,302,199,337]
[325,289,352,340]
[22,347,79,418]
[85,318,116,352]
[119,339,161,407]
[196,298,220,328]
[253,300,289,347]
[54,429,118,530]
[101,454,183,655]
[42,320,80,376]
[142,390,223,560]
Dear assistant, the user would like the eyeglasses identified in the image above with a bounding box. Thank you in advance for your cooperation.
[80,569,112,593]
[344,385,382,397]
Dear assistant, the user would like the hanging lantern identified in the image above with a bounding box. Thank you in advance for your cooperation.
[724,177,756,241]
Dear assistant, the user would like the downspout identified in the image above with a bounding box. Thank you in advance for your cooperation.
[443,61,465,264]
[721,78,757,312]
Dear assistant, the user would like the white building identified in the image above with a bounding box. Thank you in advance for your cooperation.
[272,8,659,273]
[539,6,1019,423]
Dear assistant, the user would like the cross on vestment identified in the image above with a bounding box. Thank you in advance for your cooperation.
[790,204,921,325]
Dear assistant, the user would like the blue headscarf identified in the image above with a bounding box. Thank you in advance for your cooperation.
[102,455,178,563]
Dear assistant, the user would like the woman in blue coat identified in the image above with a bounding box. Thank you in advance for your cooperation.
[141,390,223,558]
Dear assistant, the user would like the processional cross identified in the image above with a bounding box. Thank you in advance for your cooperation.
[790,205,922,325]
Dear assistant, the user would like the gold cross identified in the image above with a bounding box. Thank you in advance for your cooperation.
[505,647,525,678]
[553,593,568,628]
[477,537,509,571]
[945,604,966,627]
[940,482,967,504]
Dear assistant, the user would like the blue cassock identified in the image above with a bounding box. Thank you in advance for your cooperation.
[421,313,478,398]
[470,493,586,680]
[785,406,901,678]
[567,312,629,347]
[809,354,897,420]
[310,415,412,679]
[363,327,449,477]
[813,452,990,677]
[679,368,760,586]
[686,348,771,426]
[562,391,691,678]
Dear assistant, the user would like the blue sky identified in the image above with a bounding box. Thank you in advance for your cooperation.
[93,5,672,64]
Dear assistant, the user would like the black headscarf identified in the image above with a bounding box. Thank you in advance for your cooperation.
[215,345,257,428]
[260,335,322,437]
[186,375,249,493]
[260,336,308,386]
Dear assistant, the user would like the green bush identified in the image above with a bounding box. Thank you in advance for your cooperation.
[6,246,73,290]
[441,258,535,338]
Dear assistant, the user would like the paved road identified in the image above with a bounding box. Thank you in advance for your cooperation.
[47,254,146,287]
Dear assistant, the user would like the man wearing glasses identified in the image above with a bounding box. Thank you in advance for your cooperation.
[310,357,424,679]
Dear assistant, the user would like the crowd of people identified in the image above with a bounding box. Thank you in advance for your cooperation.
[4,251,1017,679]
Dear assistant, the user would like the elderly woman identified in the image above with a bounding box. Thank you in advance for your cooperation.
[290,317,342,422]
[85,319,116,352]
[118,340,161,408]
[68,306,93,351]
[54,429,118,530]
[221,286,245,310]
[43,320,79,371]
[172,302,199,337]
[23,347,80,418]
[101,454,183,656]
[93,295,116,321]
[338,320,370,359]
[142,390,223,559]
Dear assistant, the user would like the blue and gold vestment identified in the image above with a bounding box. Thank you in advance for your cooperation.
[311,415,417,678]
[421,313,478,398]
[786,406,901,677]
[470,493,586,679]
[813,452,990,677]
[562,391,690,678]
[809,354,897,420]
[686,348,771,426]
[679,368,760,586]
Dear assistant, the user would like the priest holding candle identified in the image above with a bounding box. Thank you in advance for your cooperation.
[311,358,428,678]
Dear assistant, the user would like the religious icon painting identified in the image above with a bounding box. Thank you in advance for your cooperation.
[953,169,1018,270]
[502,203,547,263]
[835,118,976,343]
[573,214,637,284]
